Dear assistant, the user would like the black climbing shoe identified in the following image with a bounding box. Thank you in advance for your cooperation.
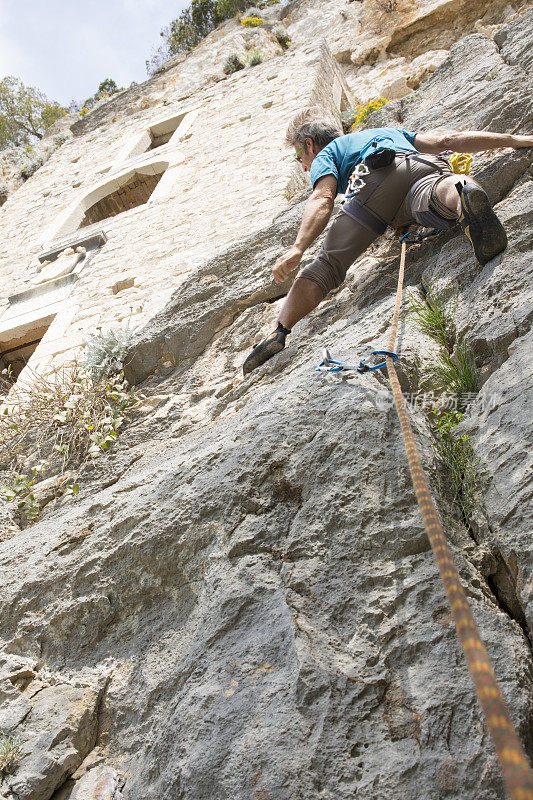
[243,323,290,375]
[458,183,507,266]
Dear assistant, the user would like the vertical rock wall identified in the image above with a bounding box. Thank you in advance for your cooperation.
[0,2,532,799]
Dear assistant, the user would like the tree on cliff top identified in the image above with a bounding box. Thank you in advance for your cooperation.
[74,78,124,116]
[0,76,67,150]
[146,0,249,74]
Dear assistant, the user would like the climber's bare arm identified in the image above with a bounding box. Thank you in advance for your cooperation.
[273,175,337,284]
[414,130,533,154]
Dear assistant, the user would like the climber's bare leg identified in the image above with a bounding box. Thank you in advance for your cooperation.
[434,174,483,216]
[277,277,324,330]
[435,173,507,265]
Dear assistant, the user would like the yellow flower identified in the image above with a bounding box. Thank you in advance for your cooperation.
[350,97,388,130]
[241,16,264,27]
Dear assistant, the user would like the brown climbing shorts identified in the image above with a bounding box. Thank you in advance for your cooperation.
[297,153,456,297]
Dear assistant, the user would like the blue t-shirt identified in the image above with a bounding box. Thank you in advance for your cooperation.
[310,128,418,196]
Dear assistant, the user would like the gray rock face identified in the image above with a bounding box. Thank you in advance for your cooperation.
[494,8,533,74]
[1,7,532,800]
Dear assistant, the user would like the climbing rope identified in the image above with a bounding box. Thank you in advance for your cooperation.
[384,241,533,800]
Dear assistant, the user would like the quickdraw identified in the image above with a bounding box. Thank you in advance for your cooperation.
[399,228,442,245]
[315,348,359,372]
[345,162,370,197]
[357,349,398,373]
[315,348,398,374]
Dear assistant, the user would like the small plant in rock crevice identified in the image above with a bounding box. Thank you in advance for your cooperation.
[284,187,297,203]
[0,730,26,774]
[241,16,265,27]
[430,409,485,525]
[223,53,246,74]
[341,98,388,133]
[247,47,263,66]
[427,337,478,396]
[272,24,291,48]
[406,277,457,353]
[83,325,133,381]
[19,152,46,180]
[374,0,398,11]
[403,91,420,105]
[0,364,15,395]
[0,181,9,205]
[406,277,477,397]
[0,362,138,524]
[405,275,483,527]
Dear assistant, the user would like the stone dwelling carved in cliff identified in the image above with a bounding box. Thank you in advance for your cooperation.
[0,42,351,392]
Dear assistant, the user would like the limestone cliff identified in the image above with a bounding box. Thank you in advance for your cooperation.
[0,2,532,799]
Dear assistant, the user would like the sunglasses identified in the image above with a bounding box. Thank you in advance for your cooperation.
[294,143,305,163]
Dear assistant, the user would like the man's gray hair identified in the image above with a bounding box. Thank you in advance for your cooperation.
[286,108,342,148]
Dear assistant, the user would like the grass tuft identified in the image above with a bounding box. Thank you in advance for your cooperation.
[405,273,483,527]
[0,730,26,774]
[430,410,485,523]
[426,337,478,396]
[406,277,457,353]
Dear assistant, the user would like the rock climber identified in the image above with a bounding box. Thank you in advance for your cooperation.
[243,110,533,375]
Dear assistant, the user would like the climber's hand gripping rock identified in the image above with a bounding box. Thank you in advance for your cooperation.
[273,245,303,283]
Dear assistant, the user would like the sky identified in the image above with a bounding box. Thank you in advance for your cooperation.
[0,0,190,106]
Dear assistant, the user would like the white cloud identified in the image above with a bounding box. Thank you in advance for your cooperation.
[0,0,190,104]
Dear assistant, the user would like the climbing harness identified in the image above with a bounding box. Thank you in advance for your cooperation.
[316,238,533,800]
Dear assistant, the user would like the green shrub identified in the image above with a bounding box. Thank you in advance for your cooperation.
[0,76,67,149]
[223,53,246,74]
[76,78,123,115]
[0,363,138,523]
[215,0,247,19]
[52,131,70,147]
[163,0,248,57]
[19,153,46,180]
[406,277,457,353]
[426,337,478,397]
[248,47,263,66]
[1,469,41,520]
[273,24,291,48]
[83,325,133,381]
[0,730,26,774]
[430,409,484,524]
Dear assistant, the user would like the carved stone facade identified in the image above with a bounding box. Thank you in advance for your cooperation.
[0,39,350,387]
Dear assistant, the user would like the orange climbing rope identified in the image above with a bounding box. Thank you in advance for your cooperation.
[386,241,533,800]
